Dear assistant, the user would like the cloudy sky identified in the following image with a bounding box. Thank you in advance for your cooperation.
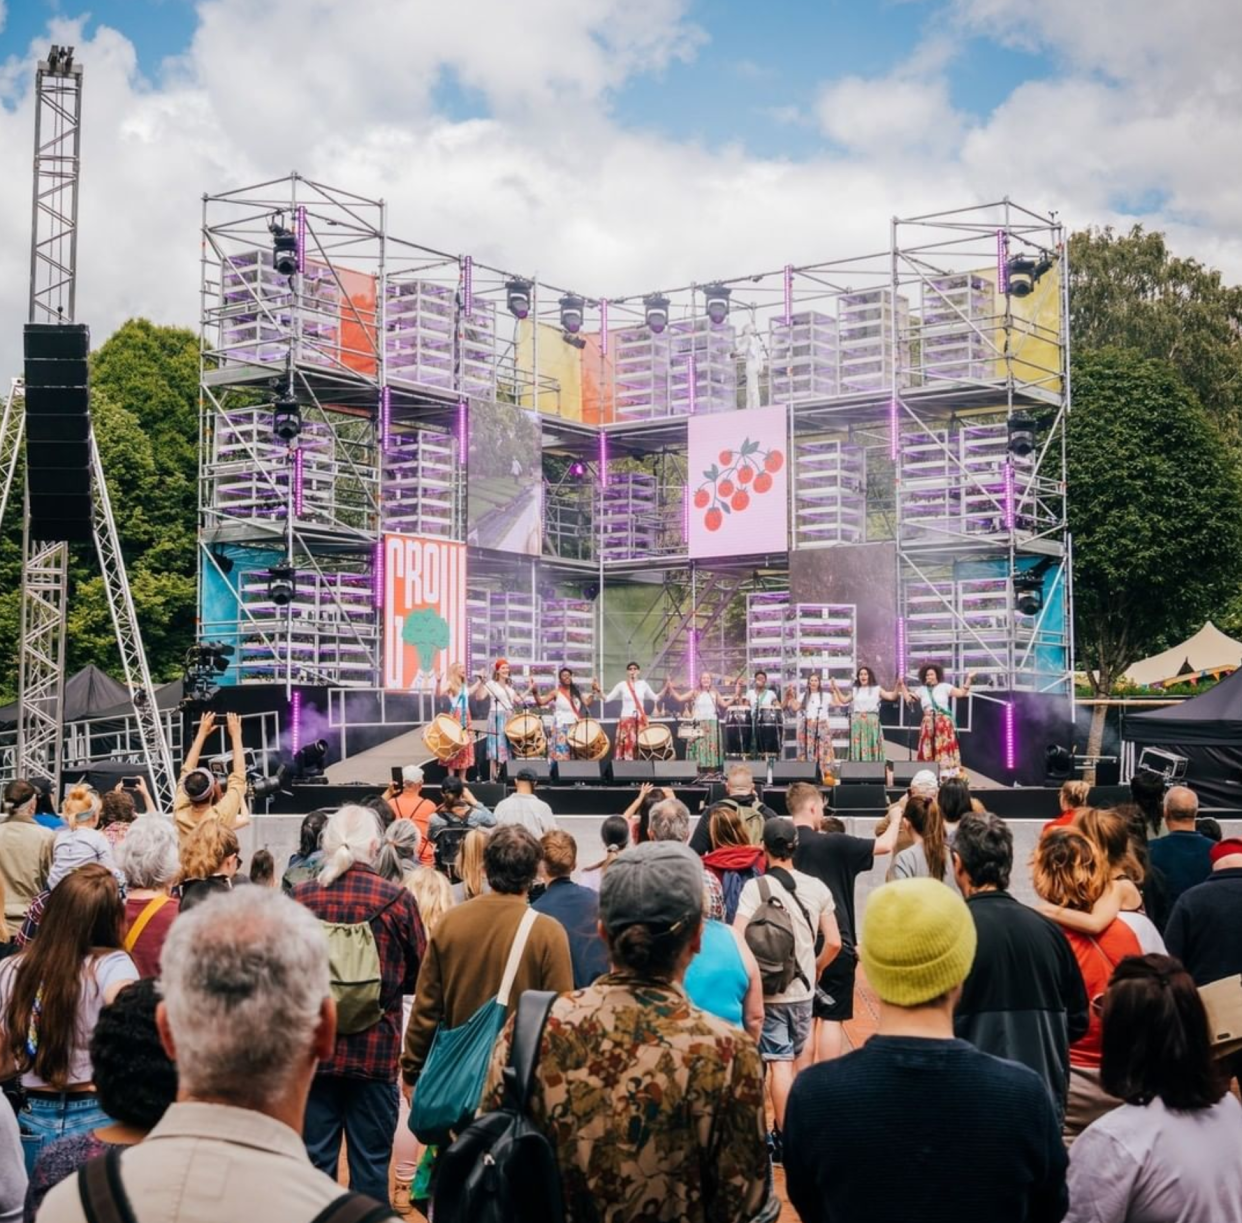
[1,0,1239,372]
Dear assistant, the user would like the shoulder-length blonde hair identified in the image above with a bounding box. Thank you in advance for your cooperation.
[406,866,453,937]
[455,828,488,900]
[180,817,239,881]
[1033,827,1109,912]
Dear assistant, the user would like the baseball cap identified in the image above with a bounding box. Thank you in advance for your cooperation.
[909,769,939,799]
[599,842,704,935]
[516,767,538,786]
[860,878,978,1007]
[402,765,424,785]
[762,817,799,858]
[1210,838,1242,864]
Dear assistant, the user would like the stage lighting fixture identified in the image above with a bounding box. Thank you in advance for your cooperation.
[1005,253,1055,298]
[505,278,533,319]
[568,461,586,478]
[268,564,296,607]
[180,641,235,711]
[1007,411,1037,458]
[1013,571,1044,617]
[294,738,328,778]
[1044,744,1073,780]
[251,761,294,802]
[210,546,234,576]
[272,397,301,442]
[644,292,670,335]
[561,330,587,350]
[703,283,731,325]
[269,217,298,277]
[559,293,585,334]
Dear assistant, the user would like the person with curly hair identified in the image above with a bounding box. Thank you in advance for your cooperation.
[23,977,177,1220]
[178,819,242,912]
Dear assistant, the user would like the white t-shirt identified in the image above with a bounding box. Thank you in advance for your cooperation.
[735,867,834,1004]
[493,792,557,838]
[0,950,139,1087]
[552,689,585,726]
[746,688,778,710]
[605,679,657,719]
[1066,1094,1242,1223]
[802,692,830,719]
[1119,911,1167,955]
[852,685,882,715]
[916,682,955,714]
[691,690,719,720]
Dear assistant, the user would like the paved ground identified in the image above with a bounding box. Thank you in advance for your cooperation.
[369,972,883,1222]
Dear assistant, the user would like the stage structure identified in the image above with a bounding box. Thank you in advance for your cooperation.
[198,177,1069,778]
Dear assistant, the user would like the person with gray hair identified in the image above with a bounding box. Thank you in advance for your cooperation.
[116,815,183,977]
[648,797,727,920]
[1150,784,1215,908]
[36,888,396,1222]
[375,818,421,883]
[292,804,424,1204]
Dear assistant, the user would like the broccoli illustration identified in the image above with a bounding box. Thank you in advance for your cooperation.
[401,606,451,672]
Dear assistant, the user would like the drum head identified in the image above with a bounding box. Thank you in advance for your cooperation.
[432,713,467,746]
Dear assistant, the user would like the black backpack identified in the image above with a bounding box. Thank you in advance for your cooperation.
[77,1147,396,1223]
[743,870,816,997]
[432,989,564,1223]
[432,809,473,881]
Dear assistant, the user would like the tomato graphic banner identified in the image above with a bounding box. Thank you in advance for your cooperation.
[382,534,468,690]
[688,404,788,560]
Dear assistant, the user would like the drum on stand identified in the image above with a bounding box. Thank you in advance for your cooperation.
[567,717,610,760]
[423,714,469,762]
[637,724,675,761]
[724,706,751,757]
[505,711,547,759]
[756,707,783,757]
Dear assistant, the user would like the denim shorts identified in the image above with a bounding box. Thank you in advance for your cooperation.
[759,999,813,1062]
[19,1093,107,1175]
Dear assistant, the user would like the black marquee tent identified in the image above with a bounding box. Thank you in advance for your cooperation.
[1125,668,1242,809]
[0,665,130,730]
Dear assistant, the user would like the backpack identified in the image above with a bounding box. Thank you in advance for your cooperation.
[322,892,401,1036]
[718,861,763,925]
[744,876,813,996]
[433,810,473,882]
[78,1147,397,1223]
[432,989,564,1223]
[718,797,766,846]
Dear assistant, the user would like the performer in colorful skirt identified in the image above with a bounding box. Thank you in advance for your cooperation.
[530,667,600,760]
[664,672,725,769]
[900,663,973,776]
[831,666,898,762]
[794,672,835,773]
[604,662,658,761]
[474,658,521,781]
[435,661,475,778]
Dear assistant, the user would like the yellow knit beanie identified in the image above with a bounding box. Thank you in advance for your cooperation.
[860,878,977,1007]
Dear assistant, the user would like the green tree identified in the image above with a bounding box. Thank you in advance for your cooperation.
[1070,348,1242,751]
[1069,227,1242,436]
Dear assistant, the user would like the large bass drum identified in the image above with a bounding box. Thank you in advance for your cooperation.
[505,711,547,758]
[566,717,610,760]
[423,714,469,762]
[637,724,675,761]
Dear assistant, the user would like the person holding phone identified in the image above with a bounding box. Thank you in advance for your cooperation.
[384,765,437,867]
[173,712,250,845]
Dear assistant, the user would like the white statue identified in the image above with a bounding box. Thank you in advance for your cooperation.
[739,322,766,410]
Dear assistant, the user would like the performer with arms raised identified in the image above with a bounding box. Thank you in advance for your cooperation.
[831,666,898,762]
[664,672,725,769]
[604,662,658,761]
[530,666,600,761]
[900,663,973,776]
[795,671,835,774]
[474,659,522,781]
[434,661,475,779]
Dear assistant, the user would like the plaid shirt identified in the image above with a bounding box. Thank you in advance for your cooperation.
[293,864,425,1081]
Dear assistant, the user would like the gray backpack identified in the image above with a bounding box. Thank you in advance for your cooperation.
[744,876,812,996]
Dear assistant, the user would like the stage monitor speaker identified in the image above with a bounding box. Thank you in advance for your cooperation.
[611,761,655,783]
[829,784,888,812]
[770,761,818,783]
[23,323,92,542]
[1088,785,1131,809]
[1093,759,1121,787]
[505,759,553,782]
[556,761,602,784]
[835,761,888,783]
[652,760,698,784]
[891,761,932,787]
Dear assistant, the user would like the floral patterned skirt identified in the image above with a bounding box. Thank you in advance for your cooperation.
[615,716,641,761]
[850,711,885,762]
[796,715,835,766]
[549,721,573,762]
[686,718,722,768]
[917,711,961,773]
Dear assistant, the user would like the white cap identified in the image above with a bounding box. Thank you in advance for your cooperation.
[402,765,425,785]
[910,769,939,798]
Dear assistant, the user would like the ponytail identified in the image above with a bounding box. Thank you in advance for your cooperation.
[317,844,355,887]
[906,796,948,882]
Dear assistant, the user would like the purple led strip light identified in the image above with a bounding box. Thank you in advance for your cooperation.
[996,229,1009,295]
[379,385,392,450]
[889,396,899,462]
[896,615,908,678]
[293,447,305,517]
[458,399,468,455]
[290,689,303,755]
[1003,460,1015,531]
[783,264,794,326]
[462,255,473,317]
[599,430,608,488]
[295,206,307,276]
[599,298,608,356]
[1004,700,1016,771]
[372,538,385,610]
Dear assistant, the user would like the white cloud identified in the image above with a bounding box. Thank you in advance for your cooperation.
[1,0,1242,378]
